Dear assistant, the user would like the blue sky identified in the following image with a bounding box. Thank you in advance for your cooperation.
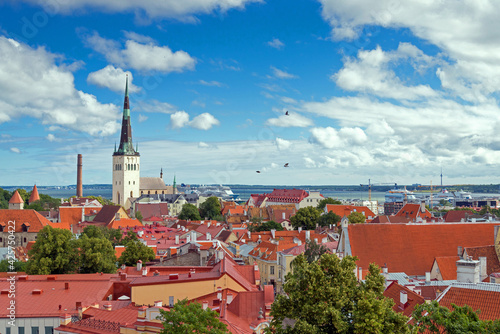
[1,0,500,186]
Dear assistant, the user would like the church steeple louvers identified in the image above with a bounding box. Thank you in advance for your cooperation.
[112,76,140,208]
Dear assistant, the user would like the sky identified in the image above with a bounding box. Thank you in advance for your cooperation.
[1,0,500,186]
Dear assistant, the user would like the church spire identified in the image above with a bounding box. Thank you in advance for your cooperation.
[114,75,139,156]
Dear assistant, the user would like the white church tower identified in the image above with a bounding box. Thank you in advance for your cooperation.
[112,76,140,208]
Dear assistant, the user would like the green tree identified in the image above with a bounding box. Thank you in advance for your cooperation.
[290,206,321,230]
[317,198,342,211]
[81,225,105,239]
[303,239,329,263]
[26,226,78,275]
[199,196,221,220]
[135,210,143,222]
[102,227,124,247]
[0,188,11,209]
[78,234,116,273]
[268,254,410,334]
[318,211,341,228]
[178,203,202,220]
[0,259,27,272]
[157,299,230,334]
[250,220,284,232]
[412,300,500,333]
[118,239,155,266]
[348,211,366,224]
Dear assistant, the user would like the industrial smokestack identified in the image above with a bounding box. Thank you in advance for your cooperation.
[77,154,83,197]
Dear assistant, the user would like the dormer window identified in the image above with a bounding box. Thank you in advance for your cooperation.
[22,223,30,232]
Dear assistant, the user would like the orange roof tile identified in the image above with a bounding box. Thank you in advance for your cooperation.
[347,223,497,276]
[108,218,143,229]
[9,190,24,204]
[325,204,375,218]
[395,203,432,220]
[383,281,425,317]
[0,209,49,232]
[48,221,72,231]
[438,285,500,321]
[29,185,40,203]
[434,256,460,280]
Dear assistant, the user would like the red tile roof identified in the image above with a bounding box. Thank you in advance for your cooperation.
[443,210,470,222]
[325,204,375,218]
[135,202,169,220]
[347,223,497,276]
[93,205,122,225]
[9,190,24,204]
[29,185,40,203]
[108,218,143,229]
[434,256,460,280]
[59,207,101,229]
[0,209,50,232]
[395,203,432,220]
[383,281,425,317]
[438,285,500,320]
[463,245,500,277]
[370,215,411,224]
[267,188,308,204]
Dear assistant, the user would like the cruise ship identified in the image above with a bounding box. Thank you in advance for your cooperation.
[385,186,417,203]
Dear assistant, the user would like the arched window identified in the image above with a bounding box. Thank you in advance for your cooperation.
[130,191,133,198]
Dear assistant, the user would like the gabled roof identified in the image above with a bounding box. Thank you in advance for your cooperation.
[0,209,49,232]
[135,202,169,219]
[325,204,376,219]
[370,215,411,224]
[437,283,500,320]
[383,281,425,317]
[29,184,40,203]
[9,190,24,204]
[267,188,308,204]
[108,218,143,229]
[93,205,122,225]
[395,203,432,220]
[443,210,470,222]
[346,222,497,276]
[434,256,460,280]
[139,177,169,190]
[463,245,500,277]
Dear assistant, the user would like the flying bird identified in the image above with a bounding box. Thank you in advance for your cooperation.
[285,111,289,115]
[256,171,261,173]
[284,163,289,167]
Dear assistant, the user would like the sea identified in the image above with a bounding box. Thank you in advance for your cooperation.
[32,185,387,203]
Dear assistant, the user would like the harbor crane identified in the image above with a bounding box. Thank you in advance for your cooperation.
[360,179,397,201]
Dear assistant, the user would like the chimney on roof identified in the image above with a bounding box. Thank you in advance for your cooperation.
[154,300,162,307]
[137,260,142,271]
[175,234,179,245]
[298,227,302,233]
[400,291,408,306]
[103,303,112,311]
[457,257,480,283]
[120,272,127,281]
[270,229,276,239]
[142,268,148,276]
[425,272,430,284]
[121,263,126,270]
[59,313,71,326]
[305,230,310,240]
[190,230,197,244]
[77,154,83,198]
[420,200,425,213]
[479,257,487,281]
[65,282,69,290]
[207,232,211,241]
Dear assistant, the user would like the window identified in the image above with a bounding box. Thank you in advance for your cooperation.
[45,327,53,334]
[270,266,275,275]
[129,181,130,185]
[32,327,39,334]
[19,328,25,334]
[6,327,10,334]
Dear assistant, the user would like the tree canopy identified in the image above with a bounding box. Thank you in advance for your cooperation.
[317,198,342,211]
[118,238,155,266]
[347,211,366,224]
[78,234,116,274]
[0,187,11,209]
[249,220,284,232]
[412,300,500,333]
[318,210,341,229]
[303,239,329,263]
[199,196,222,220]
[26,226,79,275]
[290,206,322,230]
[268,254,409,334]
[178,203,201,220]
[157,299,230,334]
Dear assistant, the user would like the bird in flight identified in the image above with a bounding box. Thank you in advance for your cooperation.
[285,111,289,115]
[284,163,289,167]
[256,171,261,173]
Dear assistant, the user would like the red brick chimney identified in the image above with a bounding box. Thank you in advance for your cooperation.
[77,154,83,197]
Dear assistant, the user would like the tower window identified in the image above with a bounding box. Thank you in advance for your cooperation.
[133,181,135,185]
[129,181,131,185]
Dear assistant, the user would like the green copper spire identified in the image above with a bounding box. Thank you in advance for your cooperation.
[114,75,139,156]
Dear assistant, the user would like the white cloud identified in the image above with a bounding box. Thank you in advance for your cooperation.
[46,134,59,142]
[0,36,120,136]
[10,147,20,154]
[303,157,317,168]
[85,32,196,73]
[138,114,148,123]
[199,80,225,87]
[266,113,313,128]
[87,65,141,93]
[135,100,178,114]
[190,113,220,130]
[170,111,220,130]
[20,0,261,21]
[276,137,292,150]
[309,126,368,149]
[170,111,190,129]
[268,38,284,49]
[333,45,437,100]
[270,66,298,79]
